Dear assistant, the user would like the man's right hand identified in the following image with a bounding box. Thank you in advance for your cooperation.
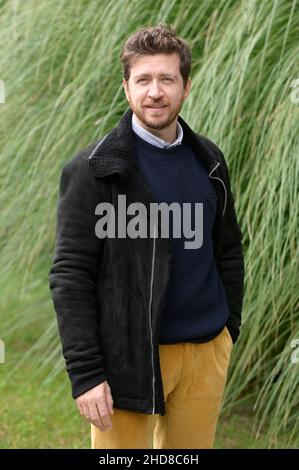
[75,380,114,432]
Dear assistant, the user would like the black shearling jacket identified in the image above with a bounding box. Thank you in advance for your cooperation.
[48,107,245,416]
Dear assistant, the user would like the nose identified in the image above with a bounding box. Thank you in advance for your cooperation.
[147,80,163,99]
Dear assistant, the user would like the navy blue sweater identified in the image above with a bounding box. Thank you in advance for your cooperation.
[133,132,229,343]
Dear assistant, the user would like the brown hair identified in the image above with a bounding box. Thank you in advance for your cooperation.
[120,24,192,88]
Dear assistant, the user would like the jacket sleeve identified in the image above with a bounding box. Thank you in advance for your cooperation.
[48,153,107,399]
[218,152,245,344]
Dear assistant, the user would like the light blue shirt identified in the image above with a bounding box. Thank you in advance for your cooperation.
[132,112,183,149]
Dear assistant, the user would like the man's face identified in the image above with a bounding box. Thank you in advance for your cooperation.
[122,52,191,132]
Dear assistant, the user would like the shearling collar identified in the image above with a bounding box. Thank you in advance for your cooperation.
[88,107,219,179]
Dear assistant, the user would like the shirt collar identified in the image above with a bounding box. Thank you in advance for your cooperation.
[132,112,183,149]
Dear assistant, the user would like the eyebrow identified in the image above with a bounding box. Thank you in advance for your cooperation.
[134,73,177,80]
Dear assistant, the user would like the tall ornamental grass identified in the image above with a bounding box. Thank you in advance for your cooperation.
[0,0,298,447]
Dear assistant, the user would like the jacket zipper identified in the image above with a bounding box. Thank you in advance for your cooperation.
[149,219,157,414]
[208,161,227,217]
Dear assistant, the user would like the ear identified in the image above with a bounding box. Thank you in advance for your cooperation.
[122,78,129,102]
[184,76,191,99]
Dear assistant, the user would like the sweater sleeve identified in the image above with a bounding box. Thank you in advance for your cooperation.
[48,153,107,398]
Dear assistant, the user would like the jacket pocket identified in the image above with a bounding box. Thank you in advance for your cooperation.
[107,278,142,329]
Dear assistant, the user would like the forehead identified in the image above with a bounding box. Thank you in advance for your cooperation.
[130,52,180,76]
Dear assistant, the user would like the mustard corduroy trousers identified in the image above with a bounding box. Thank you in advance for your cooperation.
[91,325,233,449]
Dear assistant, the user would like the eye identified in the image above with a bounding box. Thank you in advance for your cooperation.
[137,77,173,84]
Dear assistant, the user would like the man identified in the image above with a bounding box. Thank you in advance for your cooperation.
[48,24,245,449]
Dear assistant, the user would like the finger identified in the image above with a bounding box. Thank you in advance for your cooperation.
[88,402,105,432]
[82,402,92,422]
[77,401,85,418]
[96,400,112,431]
[105,386,114,415]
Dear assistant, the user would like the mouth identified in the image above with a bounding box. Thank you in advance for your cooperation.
[145,105,168,110]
